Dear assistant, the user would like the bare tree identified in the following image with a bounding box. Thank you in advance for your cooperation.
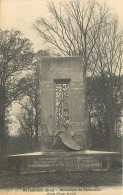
[34,0,113,75]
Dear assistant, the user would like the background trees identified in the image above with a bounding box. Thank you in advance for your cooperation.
[0,29,34,155]
[13,50,50,153]
[85,18,123,151]
[90,19,123,151]
[87,75,122,151]
[16,60,41,150]
[34,0,123,151]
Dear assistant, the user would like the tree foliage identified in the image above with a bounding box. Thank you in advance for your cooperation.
[87,75,122,150]
[16,50,50,148]
[0,29,34,155]
[16,66,40,143]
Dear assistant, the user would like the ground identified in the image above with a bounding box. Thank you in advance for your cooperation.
[0,169,122,190]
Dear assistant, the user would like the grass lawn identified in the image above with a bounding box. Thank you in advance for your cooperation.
[0,169,122,190]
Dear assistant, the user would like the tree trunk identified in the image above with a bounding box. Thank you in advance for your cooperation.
[0,82,7,156]
[0,104,6,156]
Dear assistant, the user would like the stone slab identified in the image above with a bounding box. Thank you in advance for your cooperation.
[6,150,121,174]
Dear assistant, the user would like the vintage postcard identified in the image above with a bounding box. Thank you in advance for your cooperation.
[0,0,123,194]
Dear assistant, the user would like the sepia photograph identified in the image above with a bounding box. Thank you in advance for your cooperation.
[0,0,123,194]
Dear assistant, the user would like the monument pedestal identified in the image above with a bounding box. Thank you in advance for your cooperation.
[6,150,121,174]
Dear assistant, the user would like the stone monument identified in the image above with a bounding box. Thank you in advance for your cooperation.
[40,57,86,151]
[5,57,121,174]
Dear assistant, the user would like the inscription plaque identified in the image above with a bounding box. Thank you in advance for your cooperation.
[24,154,102,173]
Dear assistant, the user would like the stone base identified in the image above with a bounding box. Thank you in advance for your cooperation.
[6,150,121,174]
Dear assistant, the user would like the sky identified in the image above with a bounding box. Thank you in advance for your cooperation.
[1,0,123,52]
[0,0,123,135]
